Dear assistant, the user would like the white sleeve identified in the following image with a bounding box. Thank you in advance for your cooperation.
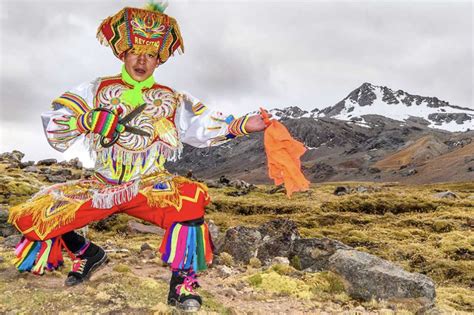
[41,80,96,152]
[174,91,249,148]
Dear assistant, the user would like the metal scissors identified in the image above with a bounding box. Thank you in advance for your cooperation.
[98,103,151,148]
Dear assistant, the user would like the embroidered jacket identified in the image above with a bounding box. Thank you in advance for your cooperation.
[41,75,249,183]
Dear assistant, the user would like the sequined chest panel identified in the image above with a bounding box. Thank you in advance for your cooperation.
[93,77,180,152]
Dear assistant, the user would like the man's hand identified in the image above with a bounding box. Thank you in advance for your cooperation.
[244,113,273,133]
[77,108,125,139]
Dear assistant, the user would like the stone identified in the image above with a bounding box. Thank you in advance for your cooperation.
[140,249,156,260]
[3,234,21,248]
[128,221,164,235]
[433,191,458,199]
[271,257,290,265]
[328,249,435,304]
[0,207,18,237]
[334,186,350,196]
[45,174,67,183]
[216,265,233,278]
[216,226,262,263]
[140,243,153,252]
[290,238,351,271]
[0,150,24,163]
[204,180,223,188]
[229,179,253,190]
[19,161,34,169]
[36,158,57,166]
[52,169,72,177]
[23,166,40,173]
[255,219,300,264]
[208,220,219,241]
[82,168,94,179]
[216,219,300,264]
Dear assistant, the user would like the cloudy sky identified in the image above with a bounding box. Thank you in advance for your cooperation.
[0,0,472,164]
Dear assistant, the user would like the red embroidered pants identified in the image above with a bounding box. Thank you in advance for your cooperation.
[14,182,209,241]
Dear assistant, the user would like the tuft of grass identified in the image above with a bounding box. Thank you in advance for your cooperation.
[219,252,234,267]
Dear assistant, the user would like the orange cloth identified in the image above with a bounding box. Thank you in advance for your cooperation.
[260,108,310,197]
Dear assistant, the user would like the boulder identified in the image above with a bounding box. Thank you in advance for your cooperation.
[216,219,299,264]
[3,234,21,248]
[45,174,67,183]
[216,226,262,263]
[24,166,40,173]
[208,220,219,241]
[52,169,72,177]
[36,159,57,166]
[217,219,436,306]
[328,249,435,304]
[0,220,18,238]
[433,191,458,199]
[290,238,351,271]
[19,161,34,169]
[128,221,164,235]
[0,206,18,237]
[334,186,350,196]
[0,150,24,163]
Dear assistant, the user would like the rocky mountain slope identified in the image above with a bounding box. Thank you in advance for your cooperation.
[168,83,473,183]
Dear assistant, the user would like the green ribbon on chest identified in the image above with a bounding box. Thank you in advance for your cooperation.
[120,65,155,107]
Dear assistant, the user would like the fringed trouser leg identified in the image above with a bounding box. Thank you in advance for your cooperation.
[10,181,213,274]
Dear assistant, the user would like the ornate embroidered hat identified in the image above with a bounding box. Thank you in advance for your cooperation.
[97,4,184,64]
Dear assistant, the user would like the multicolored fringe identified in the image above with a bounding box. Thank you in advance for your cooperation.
[160,222,213,272]
[14,237,65,275]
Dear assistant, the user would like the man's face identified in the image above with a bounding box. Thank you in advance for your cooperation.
[123,49,159,82]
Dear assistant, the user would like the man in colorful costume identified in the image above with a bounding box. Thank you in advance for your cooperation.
[8,4,268,312]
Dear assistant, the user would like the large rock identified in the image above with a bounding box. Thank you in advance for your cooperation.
[217,219,436,306]
[216,225,262,263]
[36,158,57,166]
[329,249,436,304]
[216,219,300,264]
[0,150,25,168]
[290,238,351,271]
[127,221,164,235]
[0,206,18,237]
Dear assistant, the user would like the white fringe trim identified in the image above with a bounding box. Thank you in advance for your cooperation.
[88,137,183,164]
[92,180,140,209]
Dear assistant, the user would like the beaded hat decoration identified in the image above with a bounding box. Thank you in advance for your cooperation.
[96,2,184,64]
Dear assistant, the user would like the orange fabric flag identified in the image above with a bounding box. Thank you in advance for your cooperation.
[260,108,310,197]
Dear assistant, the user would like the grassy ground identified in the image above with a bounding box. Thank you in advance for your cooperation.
[206,182,474,312]
[0,174,473,313]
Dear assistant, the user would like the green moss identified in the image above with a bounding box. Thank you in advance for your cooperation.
[113,264,131,273]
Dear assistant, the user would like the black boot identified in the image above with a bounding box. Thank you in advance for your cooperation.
[65,242,108,286]
[167,270,202,312]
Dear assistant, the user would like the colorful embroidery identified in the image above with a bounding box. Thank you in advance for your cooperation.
[227,115,249,138]
[52,92,90,115]
[192,102,207,115]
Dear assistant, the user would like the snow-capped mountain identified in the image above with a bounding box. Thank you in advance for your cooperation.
[270,83,473,132]
[319,83,473,132]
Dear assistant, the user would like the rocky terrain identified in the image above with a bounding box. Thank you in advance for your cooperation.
[0,152,473,313]
[167,83,474,184]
